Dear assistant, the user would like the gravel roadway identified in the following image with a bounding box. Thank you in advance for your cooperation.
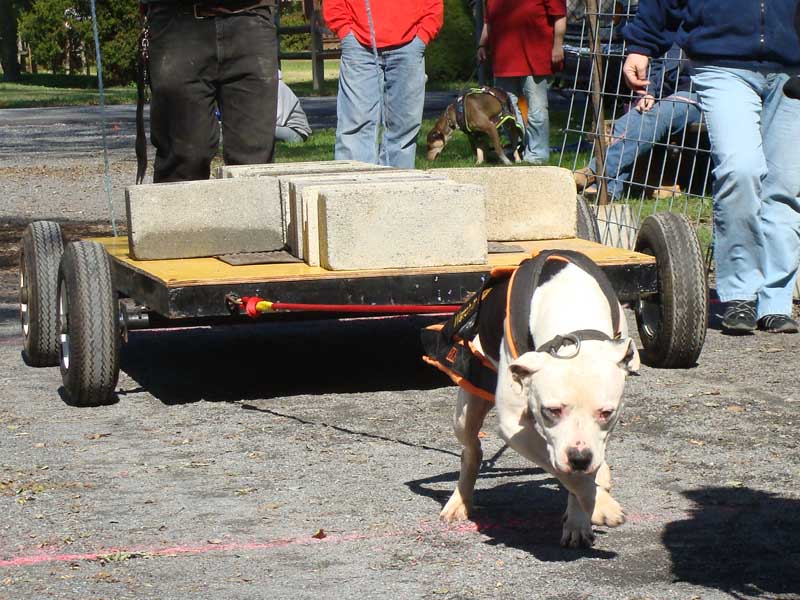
[0,104,799,600]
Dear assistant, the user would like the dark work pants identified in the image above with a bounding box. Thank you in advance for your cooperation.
[147,4,278,182]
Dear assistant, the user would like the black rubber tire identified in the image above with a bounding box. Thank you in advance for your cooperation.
[57,241,120,406]
[634,212,707,368]
[576,195,602,243]
[20,221,65,367]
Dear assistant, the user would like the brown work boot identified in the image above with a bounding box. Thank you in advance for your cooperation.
[651,184,682,200]
[573,167,596,191]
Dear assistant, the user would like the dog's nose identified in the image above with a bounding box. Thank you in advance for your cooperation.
[566,447,593,472]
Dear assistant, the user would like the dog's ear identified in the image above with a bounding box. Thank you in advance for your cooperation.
[613,338,640,375]
[508,352,550,394]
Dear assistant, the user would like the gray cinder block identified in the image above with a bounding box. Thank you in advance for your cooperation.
[432,166,578,241]
[125,178,283,260]
[285,171,447,264]
[318,181,488,271]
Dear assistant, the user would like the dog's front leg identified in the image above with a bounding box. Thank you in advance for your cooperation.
[440,389,492,522]
[557,466,625,548]
[474,146,485,166]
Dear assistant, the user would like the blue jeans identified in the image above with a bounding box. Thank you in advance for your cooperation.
[692,65,800,317]
[334,33,427,168]
[589,91,702,199]
[494,75,551,164]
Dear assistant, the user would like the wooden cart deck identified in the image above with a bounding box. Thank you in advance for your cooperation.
[95,236,657,319]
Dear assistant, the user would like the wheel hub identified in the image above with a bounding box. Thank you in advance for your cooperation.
[58,285,70,370]
[19,260,30,338]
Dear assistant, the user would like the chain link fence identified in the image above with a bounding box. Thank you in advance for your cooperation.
[555,0,713,254]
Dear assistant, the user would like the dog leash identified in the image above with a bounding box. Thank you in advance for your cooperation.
[363,0,388,160]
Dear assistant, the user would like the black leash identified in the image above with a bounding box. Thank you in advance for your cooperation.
[135,9,150,185]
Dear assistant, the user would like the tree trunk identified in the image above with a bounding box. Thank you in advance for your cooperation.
[0,0,22,81]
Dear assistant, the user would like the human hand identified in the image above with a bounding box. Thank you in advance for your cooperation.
[623,53,651,94]
[477,45,488,63]
[635,94,655,112]
[552,44,564,66]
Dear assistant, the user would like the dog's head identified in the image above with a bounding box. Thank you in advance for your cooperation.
[508,338,639,475]
[426,108,456,161]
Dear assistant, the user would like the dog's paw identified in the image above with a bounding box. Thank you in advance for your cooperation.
[591,488,626,528]
[561,510,595,548]
[440,491,471,522]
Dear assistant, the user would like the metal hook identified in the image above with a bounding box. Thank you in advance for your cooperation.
[550,334,581,359]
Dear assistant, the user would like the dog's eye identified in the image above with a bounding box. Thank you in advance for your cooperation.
[598,409,614,421]
[542,406,562,420]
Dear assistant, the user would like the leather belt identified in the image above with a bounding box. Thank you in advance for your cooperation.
[166,0,273,18]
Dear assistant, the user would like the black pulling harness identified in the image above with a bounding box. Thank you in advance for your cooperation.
[421,250,622,403]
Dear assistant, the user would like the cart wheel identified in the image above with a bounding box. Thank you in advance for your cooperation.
[20,221,65,366]
[57,241,120,406]
[576,196,601,243]
[634,212,707,368]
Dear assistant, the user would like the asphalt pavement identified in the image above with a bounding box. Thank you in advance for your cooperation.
[0,93,798,600]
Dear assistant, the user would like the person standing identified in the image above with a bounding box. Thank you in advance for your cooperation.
[141,0,278,182]
[323,0,443,168]
[478,0,566,165]
[624,0,800,335]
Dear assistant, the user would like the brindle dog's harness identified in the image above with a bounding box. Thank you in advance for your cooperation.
[421,250,622,403]
[451,86,524,146]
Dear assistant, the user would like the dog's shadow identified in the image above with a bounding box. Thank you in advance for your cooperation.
[405,447,617,561]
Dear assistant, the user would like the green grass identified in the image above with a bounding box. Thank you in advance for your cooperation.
[0,72,136,108]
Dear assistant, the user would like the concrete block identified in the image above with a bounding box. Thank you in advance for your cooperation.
[218,160,392,243]
[285,171,448,264]
[218,160,388,179]
[431,166,578,241]
[125,178,283,260]
[318,181,488,271]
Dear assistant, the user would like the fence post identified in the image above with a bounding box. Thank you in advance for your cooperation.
[308,0,324,93]
[586,0,610,206]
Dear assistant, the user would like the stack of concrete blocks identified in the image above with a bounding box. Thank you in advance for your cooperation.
[127,161,388,260]
[430,166,579,242]
[126,161,489,270]
[218,160,392,245]
[282,170,450,266]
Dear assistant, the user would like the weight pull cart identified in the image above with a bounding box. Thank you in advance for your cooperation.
[18,207,707,407]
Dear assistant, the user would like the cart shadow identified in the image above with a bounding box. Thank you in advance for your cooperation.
[662,486,800,598]
[119,315,453,404]
[405,451,617,561]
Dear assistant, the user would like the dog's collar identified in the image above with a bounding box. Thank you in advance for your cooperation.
[535,329,618,358]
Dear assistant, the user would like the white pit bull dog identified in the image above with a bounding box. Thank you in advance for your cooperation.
[423,250,640,548]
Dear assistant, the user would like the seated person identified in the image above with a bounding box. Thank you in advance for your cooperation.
[574,45,701,200]
[276,70,312,143]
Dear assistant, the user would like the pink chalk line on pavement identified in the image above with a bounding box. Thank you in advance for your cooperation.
[0,511,686,569]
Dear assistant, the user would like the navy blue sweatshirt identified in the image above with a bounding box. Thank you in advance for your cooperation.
[624,0,800,70]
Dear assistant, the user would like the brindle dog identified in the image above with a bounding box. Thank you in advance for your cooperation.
[426,87,522,165]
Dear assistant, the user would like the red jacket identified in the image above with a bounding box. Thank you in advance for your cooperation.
[323,0,443,48]
[485,0,566,77]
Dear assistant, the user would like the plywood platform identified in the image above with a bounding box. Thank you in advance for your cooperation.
[93,236,656,319]
[95,236,654,288]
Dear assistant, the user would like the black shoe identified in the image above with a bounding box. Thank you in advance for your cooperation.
[757,314,799,333]
[721,299,757,334]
